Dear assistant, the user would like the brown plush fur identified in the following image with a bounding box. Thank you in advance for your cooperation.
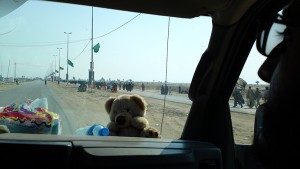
[105,94,160,138]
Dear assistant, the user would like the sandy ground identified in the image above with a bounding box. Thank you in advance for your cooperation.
[0,82,18,90]
[0,82,254,144]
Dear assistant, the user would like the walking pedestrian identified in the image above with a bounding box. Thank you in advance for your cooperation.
[119,82,122,90]
[141,83,145,92]
[161,85,164,95]
[255,88,262,108]
[169,87,172,95]
[246,86,256,108]
[262,86,270,103]
[164,84,169,95]
[232,87,243,108]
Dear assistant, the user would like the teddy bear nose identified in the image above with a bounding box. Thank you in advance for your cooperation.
[116,116,126,125]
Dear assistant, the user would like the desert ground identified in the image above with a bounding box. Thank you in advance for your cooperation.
[0,81,254,145]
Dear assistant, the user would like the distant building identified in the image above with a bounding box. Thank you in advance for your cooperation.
[4,77,14,83]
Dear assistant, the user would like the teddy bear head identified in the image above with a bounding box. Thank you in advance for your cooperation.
[105,94,147,128]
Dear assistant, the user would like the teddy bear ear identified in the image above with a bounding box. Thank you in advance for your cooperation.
[131,95,147,111]
[105,97,116,113]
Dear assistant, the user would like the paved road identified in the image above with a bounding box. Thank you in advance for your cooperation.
[118,89,256,115]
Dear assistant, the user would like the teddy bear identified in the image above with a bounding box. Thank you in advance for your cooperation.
[105,94,161,138]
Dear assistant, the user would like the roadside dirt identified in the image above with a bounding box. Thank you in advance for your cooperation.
[49,82,254,145]
[0,82,255,144]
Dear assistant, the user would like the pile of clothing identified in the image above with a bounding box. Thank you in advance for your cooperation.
[0,98,61,134]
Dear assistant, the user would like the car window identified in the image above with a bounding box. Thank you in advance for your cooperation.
[229,44,268,144]
[0,1,211,139]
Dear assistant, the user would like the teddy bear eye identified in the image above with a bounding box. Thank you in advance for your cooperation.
[126,108,130,112]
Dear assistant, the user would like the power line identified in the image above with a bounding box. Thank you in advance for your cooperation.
[0,13,141,48]
[0,25,17,36]
[17,63,49,68]
[67,13,142,61]
[71,39,91,60]
[94,13,141,39]
[160,17,171,135]
[0,39,88,47]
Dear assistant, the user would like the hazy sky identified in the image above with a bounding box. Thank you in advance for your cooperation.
[0,0,267,84]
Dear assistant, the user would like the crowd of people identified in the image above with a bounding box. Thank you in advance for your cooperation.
[160,84,172,95]
[232,86,269,109]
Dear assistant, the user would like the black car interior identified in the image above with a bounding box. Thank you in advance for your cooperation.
[0,0,291,169]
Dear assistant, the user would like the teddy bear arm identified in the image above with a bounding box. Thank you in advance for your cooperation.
[131,116,149,129]
[118,127,141,137]
[140,127,161,138]
[107,121,119,132]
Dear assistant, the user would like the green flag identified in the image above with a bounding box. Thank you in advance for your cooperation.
[93,43,100,53]
[68,59,74,67]
[55,70,59,73]
[59,67,64,70]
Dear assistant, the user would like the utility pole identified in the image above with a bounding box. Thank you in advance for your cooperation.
[57,48,62,84]
[51,59,54,82]
[53,54,57,82]
[6,60,10,81]
[89,6,94,92]
[64,32,72,83]
[14,61,16,81]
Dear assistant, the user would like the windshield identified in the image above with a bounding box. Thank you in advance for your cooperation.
[0,0,261,144]
[0,0,209,138]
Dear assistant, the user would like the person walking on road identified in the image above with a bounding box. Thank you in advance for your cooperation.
[164,84,169,95]
[255,88,262,108]
[232,87,243,108]
[169,87,172,95]
[161,85,164,95]
[246,86,256,108]
[262,86,270,103]
[141,83,145,92]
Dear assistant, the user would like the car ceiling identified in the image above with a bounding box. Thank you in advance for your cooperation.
[45,0,257,26]
[0,0,27,18]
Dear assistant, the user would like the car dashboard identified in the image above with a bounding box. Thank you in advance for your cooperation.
[0,134,222,169]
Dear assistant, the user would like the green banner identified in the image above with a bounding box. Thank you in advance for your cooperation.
[93,43,100,53]
[68,59,74,67]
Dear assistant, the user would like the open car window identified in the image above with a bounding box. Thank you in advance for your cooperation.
[229,44,268,144]
[0,0,211,139]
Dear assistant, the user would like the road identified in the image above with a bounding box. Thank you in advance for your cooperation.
[118,89,256,115]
